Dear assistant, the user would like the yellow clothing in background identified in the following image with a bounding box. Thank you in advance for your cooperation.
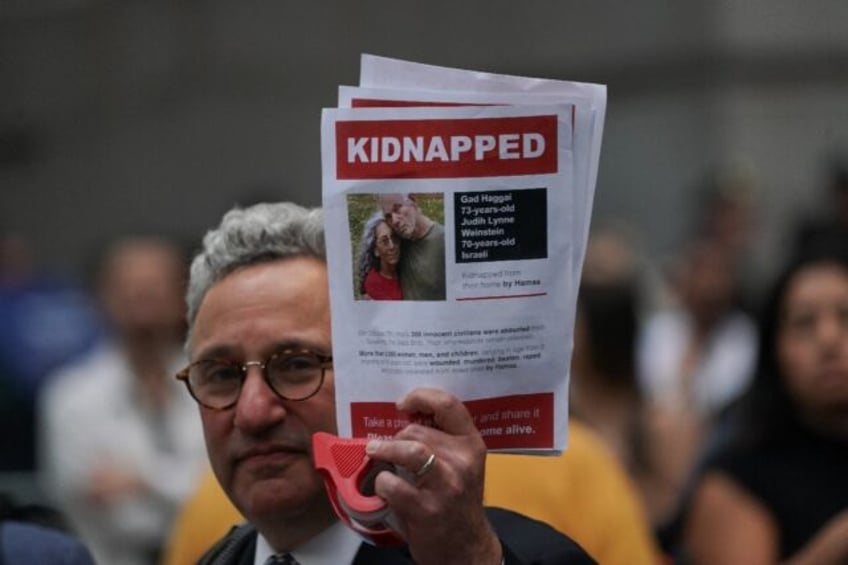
[160,468,241,565]
[162,420,660,565]
[486,421,661,565]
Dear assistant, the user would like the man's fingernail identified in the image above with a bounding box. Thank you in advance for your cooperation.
[366,440,380,454]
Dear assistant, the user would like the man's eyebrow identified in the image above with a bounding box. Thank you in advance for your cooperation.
[269,340,332,356]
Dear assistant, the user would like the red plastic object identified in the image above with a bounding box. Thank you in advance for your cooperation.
[312,431,404,546]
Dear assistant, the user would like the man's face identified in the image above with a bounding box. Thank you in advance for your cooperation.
[188,257,336,526]
[380,194,418,239]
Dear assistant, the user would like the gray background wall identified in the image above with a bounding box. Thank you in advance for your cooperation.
[2,0,847,284]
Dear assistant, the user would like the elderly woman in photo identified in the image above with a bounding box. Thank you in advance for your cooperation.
[357,211,403,300]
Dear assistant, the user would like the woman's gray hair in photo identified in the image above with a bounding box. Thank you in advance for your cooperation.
[356,211,388,296]
[185,202,325,333]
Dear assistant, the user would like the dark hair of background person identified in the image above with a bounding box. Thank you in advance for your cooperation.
[571,276,651,478]
[576,280,641,393]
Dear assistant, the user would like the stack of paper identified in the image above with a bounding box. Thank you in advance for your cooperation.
[321,54,606,453]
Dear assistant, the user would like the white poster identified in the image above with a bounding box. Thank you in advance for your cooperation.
[321,57,606,453]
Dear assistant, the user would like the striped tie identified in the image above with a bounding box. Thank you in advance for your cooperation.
[265,554,299,565]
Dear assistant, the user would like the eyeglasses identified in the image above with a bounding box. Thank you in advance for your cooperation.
[176,348,333,410]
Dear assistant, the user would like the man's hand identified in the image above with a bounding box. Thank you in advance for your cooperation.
[366,388,502,565]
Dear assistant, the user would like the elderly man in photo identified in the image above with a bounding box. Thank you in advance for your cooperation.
[179,202,594,564]
[379,193,446,300]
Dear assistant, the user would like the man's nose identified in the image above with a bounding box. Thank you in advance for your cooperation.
[233,365,285,433]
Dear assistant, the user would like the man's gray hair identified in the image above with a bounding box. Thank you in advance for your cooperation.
[185,202,325,330]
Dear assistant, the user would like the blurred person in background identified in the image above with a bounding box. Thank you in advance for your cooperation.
[638,237,757,418]
[38,237,207,565]
[571,227,679,552]
[691,162,761,304]
[680,238,848,564]
[636,237,757,536]
[0,233,102,474]
[571,227,649,475]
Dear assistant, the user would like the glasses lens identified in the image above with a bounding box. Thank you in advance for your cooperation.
[189,360,242,408]
[266,352,324,400]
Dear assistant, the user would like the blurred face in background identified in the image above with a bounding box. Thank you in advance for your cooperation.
[99,239,186,341]
[777,262,848,420]
[678,241,736,327]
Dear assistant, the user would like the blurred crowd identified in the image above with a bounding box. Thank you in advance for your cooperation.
[0,158,846,564]
[0,235,207,564]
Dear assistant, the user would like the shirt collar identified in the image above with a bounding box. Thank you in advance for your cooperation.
[254,521,363,565]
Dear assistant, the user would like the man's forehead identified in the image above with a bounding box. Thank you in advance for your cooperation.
[188,258,331,358]
[379,194,408,211]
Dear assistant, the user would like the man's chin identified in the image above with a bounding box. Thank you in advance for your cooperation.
[394,225,413,239]
[237,475,326,522]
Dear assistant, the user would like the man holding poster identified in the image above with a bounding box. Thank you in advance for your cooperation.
[181,202,595,564]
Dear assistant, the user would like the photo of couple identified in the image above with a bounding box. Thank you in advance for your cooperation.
[350,192,446,301]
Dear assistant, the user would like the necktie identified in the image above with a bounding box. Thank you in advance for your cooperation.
[266,554,299,565]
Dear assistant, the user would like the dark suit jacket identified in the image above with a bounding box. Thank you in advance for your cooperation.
[0,521,96,565]
[198,507,596,564]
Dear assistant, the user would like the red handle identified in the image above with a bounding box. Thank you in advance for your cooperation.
[312,432,404,546]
